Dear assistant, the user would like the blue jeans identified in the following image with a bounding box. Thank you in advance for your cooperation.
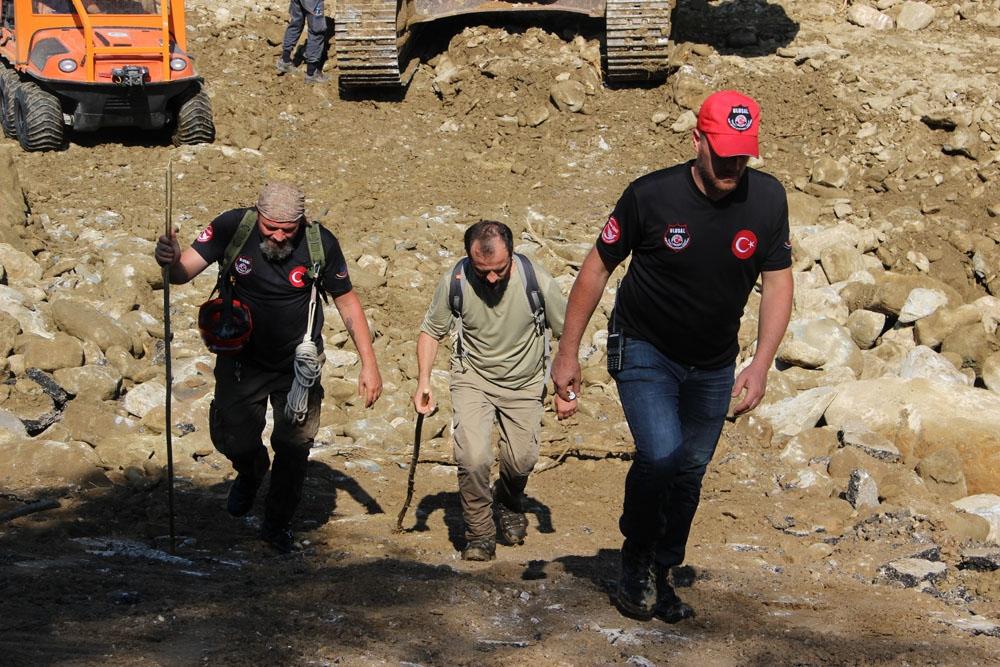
[612,337,734,569]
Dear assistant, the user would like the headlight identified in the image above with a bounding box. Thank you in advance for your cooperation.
[169,58,187,71]
[58,59,78,73]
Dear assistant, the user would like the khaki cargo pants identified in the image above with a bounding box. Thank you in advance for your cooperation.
[450,370,544,542]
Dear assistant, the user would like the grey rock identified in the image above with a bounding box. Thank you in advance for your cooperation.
[952,494,1000,543]
[550,80,586,113]
[898,288,949,323]
[847,468,880,509]
[846,310,885,350]
[811,157,849,189]
[879,558,947,587]
[122,381,167,419]
[847,5,894,29]
[898,345,970,386]
[896,2,936,31]
[840,425,901,462]
[958,547,1000,572]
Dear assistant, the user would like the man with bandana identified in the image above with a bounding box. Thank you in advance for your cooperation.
[552,91,793,622]
[413,220,571,561]
[155,182,382,552]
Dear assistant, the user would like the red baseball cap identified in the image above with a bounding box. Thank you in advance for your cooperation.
[696,90,760,158]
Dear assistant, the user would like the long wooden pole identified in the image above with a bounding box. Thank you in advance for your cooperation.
[163,161,176,554]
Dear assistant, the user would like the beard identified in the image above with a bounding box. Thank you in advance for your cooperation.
[480,277,509,307]
[260,239,293,261]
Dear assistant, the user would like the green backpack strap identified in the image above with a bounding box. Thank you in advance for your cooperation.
[305,220,325,281]
[213,209,257,295]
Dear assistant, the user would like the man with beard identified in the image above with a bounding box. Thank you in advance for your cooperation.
[413,220,571,561]
[155,182,382,552]
[552,90,793,622]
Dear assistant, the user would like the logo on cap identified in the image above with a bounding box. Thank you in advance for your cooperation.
[289,265,307,288]
[601,216,621,244]
[235,255,252,276]
[732,230,757,259]
[727,106,753,132]
[663,223,690,252]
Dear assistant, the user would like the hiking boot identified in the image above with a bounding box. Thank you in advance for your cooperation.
[275,57,294,74]
[304,70,330,84]
[614,540,656,621]
[227,472,263,517]
[654,566,695,624]
[495,502,528,546]
[461,536,496,561]
[259,520,296,554]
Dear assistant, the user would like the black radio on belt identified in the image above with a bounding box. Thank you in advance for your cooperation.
[607,283,624,374]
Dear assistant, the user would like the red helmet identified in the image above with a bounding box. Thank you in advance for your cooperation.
[198,298,253,355]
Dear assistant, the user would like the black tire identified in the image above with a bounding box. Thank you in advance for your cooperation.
[0,68,20,140]
[14,82,64,152]
[171,87,215,146]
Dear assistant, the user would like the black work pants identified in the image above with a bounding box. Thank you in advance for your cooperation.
[210,355,323,528]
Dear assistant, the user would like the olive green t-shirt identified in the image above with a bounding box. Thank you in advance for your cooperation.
[420,258,567,390]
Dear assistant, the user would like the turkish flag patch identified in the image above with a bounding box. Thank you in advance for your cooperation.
[732,230,758,259]
[601,216,621,244]
[288,265,307,288]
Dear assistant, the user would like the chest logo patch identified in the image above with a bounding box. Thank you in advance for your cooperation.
[234,255,252,276]
[601,216,621,244]
[288,265,308,288]
[196,225,214,243]
[663,224,691,252]
[732,230,758,259]
[728,106,753,132]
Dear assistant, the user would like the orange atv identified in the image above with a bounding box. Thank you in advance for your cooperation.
[0,0,213,151]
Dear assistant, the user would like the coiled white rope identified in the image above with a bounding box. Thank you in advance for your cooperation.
[285,283,324,423]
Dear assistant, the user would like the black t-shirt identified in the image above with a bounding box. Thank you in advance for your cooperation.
[596,162,791,369]
[192,208,353,370]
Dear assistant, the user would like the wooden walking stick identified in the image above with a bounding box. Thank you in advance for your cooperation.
[162,161,177,554]
[394,409,425,533]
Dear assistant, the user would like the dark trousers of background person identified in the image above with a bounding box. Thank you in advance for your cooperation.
[281,0,326,69]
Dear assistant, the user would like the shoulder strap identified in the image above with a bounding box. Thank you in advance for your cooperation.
[514,253,545,324]
[449,258,468,362]
[449,258,468,318]
[214,209,257,294]
[305,220,325,280]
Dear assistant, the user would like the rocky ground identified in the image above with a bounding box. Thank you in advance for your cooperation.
[2,0,1000,664]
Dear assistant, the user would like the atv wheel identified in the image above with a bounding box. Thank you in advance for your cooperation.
[171,87,215,146]
[0,68,21,140]
[14,82,64,152]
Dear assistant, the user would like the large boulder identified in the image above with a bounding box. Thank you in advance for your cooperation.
[51,298,133,353]
[824,378,1000,494]
[0,439,109,493]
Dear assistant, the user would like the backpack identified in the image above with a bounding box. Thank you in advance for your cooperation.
[448,252,550,374]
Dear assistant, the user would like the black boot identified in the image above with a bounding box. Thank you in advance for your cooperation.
[260,449,308,552]
[654,565,695,624]
[614,539,656,620]
[227,448,270,517]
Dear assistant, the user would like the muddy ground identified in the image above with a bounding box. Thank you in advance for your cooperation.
[2,0,1000,664]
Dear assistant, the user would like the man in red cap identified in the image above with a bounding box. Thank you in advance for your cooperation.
[552,90,793,622]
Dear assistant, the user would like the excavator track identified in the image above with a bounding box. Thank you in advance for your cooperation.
[605,0,673,83]
[335,0,414,88]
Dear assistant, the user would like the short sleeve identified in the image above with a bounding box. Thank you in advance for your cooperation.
[419,270,455,339]
[320,232,353,298]
[596,184,640,268]
[760,189,792,272]
[191,208,245,264]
